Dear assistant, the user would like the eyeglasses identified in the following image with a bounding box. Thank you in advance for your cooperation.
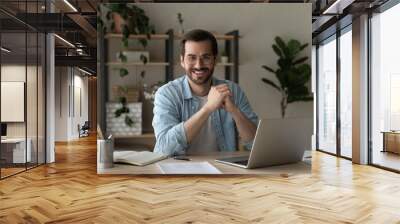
[185,54,214,65]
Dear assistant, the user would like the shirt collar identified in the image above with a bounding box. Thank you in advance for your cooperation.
[182,75,219,100]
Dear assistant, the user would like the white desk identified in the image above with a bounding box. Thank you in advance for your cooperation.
[1,138,32,163]
[98,151,311,176]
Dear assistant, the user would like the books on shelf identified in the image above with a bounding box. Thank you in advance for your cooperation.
[114,150,167,166]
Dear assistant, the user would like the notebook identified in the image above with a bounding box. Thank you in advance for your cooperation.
[113,151,167,166]
[158,162,222,174]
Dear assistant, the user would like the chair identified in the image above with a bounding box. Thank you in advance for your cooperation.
[79,121,90,138]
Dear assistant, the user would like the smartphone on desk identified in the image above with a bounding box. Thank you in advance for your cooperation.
[173,156,191,161]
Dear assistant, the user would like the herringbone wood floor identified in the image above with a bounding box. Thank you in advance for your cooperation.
[1,135,400,224]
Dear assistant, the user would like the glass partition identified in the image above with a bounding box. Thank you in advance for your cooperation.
[1,31,28,178]
[0,1,46,179]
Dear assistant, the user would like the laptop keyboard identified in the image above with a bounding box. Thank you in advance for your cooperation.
[234,160,248,166]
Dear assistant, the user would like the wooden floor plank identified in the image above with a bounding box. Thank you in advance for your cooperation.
[0,135,400,223]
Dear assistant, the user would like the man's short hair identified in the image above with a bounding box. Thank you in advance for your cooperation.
[180,29,218,56]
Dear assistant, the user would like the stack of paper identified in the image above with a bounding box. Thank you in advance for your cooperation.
[158,162,221,174]
[114,151,167,166]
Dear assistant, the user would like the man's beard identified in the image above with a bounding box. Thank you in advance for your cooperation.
[187,67,214,85]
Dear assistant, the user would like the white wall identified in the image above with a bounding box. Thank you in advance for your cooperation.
[55,67,89,141]
[107,3,312,120]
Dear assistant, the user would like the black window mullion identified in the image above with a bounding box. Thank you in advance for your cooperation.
[367,10,373,165]
[25,0,28,171]
[336,27,341,157]
[36,0,39,167]
[316,44,320,151]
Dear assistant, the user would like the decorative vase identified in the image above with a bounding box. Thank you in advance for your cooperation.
[221,56,229,64]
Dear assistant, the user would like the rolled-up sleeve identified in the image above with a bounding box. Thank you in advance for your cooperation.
[234,84,259,150]
[152,87,188,156]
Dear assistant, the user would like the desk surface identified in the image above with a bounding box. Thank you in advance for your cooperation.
[98,151,311,175]
[1,138,27,143]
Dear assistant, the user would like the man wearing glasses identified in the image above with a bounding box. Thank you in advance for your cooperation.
[152,29,258,156]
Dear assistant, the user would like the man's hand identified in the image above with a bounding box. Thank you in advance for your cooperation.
[204,84,232,112]
[221,95,238,113]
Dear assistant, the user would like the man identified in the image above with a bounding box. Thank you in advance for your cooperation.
[152,29,258,156]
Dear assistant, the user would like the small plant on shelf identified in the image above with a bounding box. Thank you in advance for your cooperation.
[261,36,313,118]
[177,12,184,35]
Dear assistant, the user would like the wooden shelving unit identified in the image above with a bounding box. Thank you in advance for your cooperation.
[107,62,169,67]
[174,34,237,40]
[105,33,169,40]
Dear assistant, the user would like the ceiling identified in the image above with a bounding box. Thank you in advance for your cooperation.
[0,0,392,73]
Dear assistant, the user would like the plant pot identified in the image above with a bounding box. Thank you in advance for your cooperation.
[220,56,229,64]
[112,85,140,102]
[112,13,125,33]
[117,51,150,63]
[106,102,142,136]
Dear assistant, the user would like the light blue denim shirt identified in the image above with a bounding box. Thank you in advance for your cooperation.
[152,75,258,156]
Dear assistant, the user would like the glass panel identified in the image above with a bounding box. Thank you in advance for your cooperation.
[317,36,337,154]
[339,28,352,158]
[26,0,40,169]
[38,32,45,165]
[1,30,28,177]
[371,4,400,171]
[27,31,38,169]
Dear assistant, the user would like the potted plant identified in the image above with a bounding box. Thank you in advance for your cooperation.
[98,3,154,77]
[261,36,313,118]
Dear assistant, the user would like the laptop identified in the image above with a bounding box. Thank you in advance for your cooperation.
[215,118,312,169]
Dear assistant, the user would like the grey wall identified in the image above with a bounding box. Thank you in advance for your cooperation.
[107,3,312,120]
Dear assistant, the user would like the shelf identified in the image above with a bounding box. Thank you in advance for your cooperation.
[114,133,155,139]
[107,62,169,67]
[173,62,234,67]
[105,33,169,40]
[175,34,236,40]
[105,33,236,40]
[216,62,235,66]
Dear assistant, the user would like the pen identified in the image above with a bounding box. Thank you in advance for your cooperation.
[173,156,191,161]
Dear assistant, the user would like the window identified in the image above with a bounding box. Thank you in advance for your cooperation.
[370,2,400,171]
[339,27,352,158]
[317,35,337,154]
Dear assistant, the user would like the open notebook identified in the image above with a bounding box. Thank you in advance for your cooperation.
[113,151,167,166]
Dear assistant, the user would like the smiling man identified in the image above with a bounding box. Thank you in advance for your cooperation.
[152,29,258,156]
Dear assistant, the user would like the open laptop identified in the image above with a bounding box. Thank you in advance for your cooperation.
[215,118,312,169]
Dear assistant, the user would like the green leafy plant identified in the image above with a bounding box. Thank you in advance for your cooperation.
[114,96,135,127]
[98,4,154,77]
[261,36,313,118]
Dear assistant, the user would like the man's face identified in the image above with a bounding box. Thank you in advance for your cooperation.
[181,40,216,85]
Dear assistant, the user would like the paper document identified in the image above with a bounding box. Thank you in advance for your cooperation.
[158,161,221,174]
[114,151,167,166]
